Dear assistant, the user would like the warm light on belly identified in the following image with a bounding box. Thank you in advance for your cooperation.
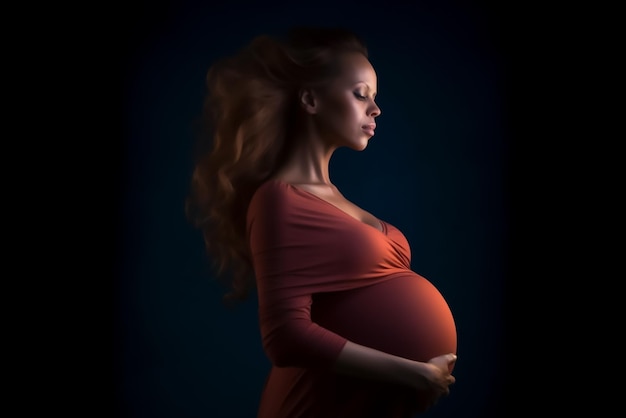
[313,274,457,364]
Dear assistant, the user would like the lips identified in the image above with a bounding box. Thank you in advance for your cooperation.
[363,123,376,136]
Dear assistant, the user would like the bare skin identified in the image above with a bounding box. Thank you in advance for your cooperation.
[279,181,384,232]
[272,51,383,230]
[336,342,457,404]
[272,51,457,405]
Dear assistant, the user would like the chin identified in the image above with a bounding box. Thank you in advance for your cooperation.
[337,133,371,151]
[356,133,374,149]
[357,136,372,150]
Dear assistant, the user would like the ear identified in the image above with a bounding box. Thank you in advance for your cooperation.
[298,88,319,115]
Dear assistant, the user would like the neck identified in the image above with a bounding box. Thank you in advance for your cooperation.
[275,131,337,185]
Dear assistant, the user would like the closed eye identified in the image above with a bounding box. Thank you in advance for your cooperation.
[354,92,367,100]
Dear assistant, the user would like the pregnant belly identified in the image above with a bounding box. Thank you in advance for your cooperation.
[312,273,457,365]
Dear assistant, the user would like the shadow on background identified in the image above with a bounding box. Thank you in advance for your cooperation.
[116,1,525,417]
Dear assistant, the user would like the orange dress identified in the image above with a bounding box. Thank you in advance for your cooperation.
[246,180,457,418]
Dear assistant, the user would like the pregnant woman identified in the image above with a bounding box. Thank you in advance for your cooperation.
[187,26,458,418]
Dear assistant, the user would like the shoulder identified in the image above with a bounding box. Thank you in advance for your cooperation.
[247,179,292,221]
[250,179,289,206]
[246,179,301,237]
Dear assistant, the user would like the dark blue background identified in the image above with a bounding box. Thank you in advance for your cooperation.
[116,1,517,417]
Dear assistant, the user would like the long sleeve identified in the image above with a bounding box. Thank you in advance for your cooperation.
[247,181,457,418]
[246,182,348,369]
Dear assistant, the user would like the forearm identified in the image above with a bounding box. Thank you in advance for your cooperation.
[332,340,430,389]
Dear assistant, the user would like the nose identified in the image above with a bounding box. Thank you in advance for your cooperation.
[369,101,381,117]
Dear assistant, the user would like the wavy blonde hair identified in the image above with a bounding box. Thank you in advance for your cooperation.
[186,27,368,303]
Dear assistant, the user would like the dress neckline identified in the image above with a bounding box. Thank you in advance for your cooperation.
[271,179,387,235]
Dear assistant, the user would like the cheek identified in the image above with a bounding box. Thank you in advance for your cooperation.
[317,96,363,134]
[319,104,347,128]
[331,101,362,125]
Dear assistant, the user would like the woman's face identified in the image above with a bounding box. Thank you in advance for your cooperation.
[312,52,382,151]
